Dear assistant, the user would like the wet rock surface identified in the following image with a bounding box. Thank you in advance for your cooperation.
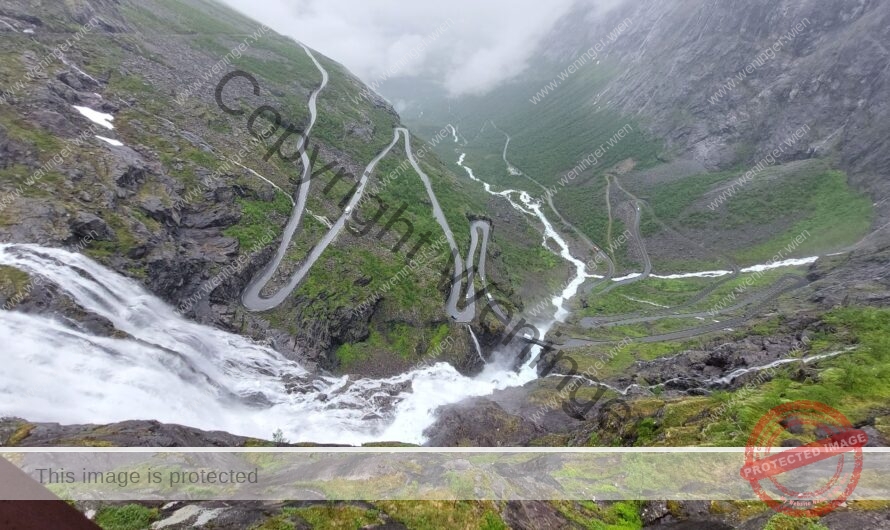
[0,418,257,447]
[423,397,542,447]
[0,0,494,378]
[548,1,890,180]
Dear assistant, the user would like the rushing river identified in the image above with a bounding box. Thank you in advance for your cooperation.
[0,117,597,445]
[0,45,822,446]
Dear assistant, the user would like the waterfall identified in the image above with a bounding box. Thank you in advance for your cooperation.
[0,244,542,445]
[468,326,485,363]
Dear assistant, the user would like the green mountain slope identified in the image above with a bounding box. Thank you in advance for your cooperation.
[384,1,885,274]
[0,0,559,375]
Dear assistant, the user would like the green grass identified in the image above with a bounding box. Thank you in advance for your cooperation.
[294,149,472,316]
[374,501,508,530]
[0,112,61,153]
[583,276,710,316]
[335,320,452,369]
[549,339,685,382]
[311,55,401,163]
[585,317,713,341]
[631,306,890,446]
[0,165,64,199]
[494,233,564,290]
[223,194,292,250]
[85,212,140,261]
[732,169,873,263]
[634,418,659,446]
[232,56,309,87]
[426,324,451,355]
[392,59,661,246]
[581,266,806,319]
[639,170,738,235]
[763,513,829,530]
[275,505,382,530]
[638,162,872,263]
[0,266,30,295]
[335,341,369,368]
[391,323,417,358]
[481,510,509,530]
[552,500,643,529]
[427,64,660,189]
[94,504,159,530]
[154,0,243,34]
[108,74,156,97]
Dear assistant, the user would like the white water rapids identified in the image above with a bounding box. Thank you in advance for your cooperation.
[0,38,833,447]
[0,242,562,445]
[454,139,597,323]
[0,33,599,444]
[0,157,826,445]
[0,121,600,444]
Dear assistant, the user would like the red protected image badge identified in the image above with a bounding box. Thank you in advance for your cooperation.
[741,400,867,517]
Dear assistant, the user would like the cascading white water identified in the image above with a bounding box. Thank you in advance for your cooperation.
[452,145,603,388]
[607,257,821,282]
[0,122,598,444]
[468,326,485,363]
[707,347,856,386]
[0,244,545,445]
[0,34,610,445]
[455,154,595,328]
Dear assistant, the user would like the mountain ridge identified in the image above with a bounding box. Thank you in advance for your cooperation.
[0,0,564,377]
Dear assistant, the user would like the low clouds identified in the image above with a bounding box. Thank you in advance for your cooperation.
[220,0,579,96]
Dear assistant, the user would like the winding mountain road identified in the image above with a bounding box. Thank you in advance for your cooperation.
[239,44,806,361]
[596,178,651,295]
[242,129,401,311]
[242,44,330,311]
[241,43,496,318]
[561,273,809,348]
[400,127,496,323]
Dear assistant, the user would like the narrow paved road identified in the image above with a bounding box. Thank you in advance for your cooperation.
[401,128,497,323]
[596,182,651,295]
[561,274,808,348]
[241,79,497,318]
[243,130,400,311]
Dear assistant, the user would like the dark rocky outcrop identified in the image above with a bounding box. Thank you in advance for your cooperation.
[0,418,261,447]
[423,398,542,447]
[68,212,114,241]
[546,0,890,179]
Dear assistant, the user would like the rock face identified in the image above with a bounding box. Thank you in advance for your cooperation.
[69,212,114,241]
[422,398,542,447]
[0,0,506,377]
[0,418,260,447]
[544,0,890,182]
[4,414,889,528]
[599,324,822,396]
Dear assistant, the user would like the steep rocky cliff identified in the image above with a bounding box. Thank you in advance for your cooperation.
[545,0,890,185]
[388,0,889,275]
[0,0,554,376]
